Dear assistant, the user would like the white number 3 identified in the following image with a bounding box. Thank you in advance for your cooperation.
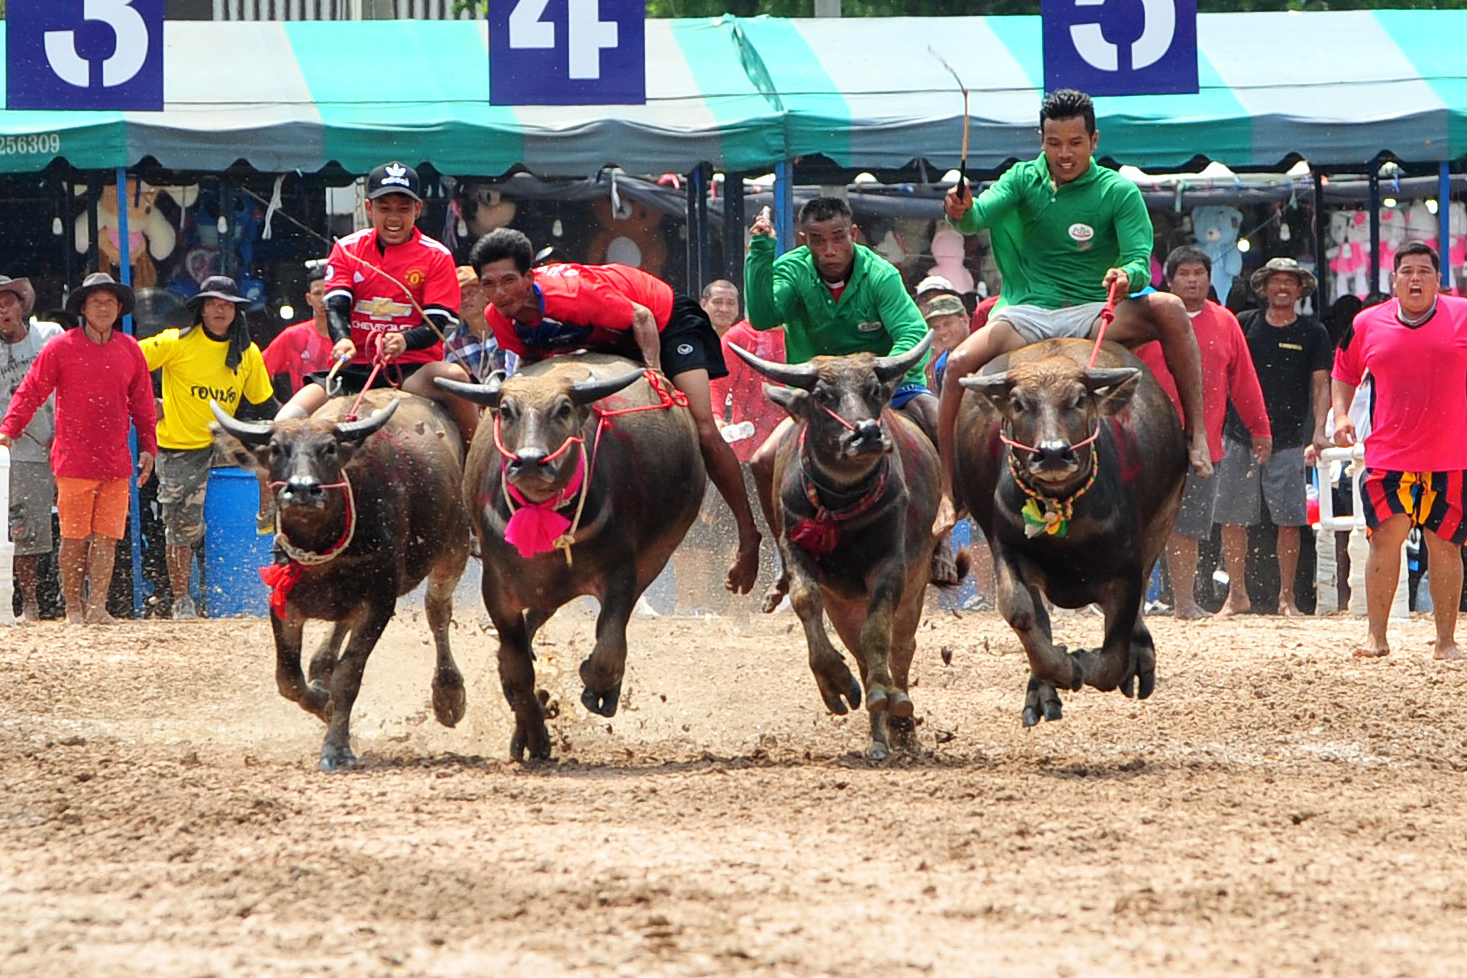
[44,0,150,89]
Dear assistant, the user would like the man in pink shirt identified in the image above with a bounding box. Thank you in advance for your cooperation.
[1332,242,1467,660]
[1138,247,1272,618]
[262,262,332,394]
[0,273,157,625]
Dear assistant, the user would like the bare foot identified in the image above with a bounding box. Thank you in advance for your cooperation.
[761,568,789,614]
[1173,600,1209,620]
[20,603,41,624]
[1278,598,1305,618]
[1352,641,1390,658]
[1214,593,1250,619]
[1188,438,1214,478]
[85,609,120,626]
[1433,642,1464,661]
[725,531,761,594]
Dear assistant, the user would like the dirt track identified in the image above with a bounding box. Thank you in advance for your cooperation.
[4,604,1467,977]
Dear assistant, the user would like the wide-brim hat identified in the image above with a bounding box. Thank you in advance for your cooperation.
[0,275,36,316]
[65,272,136,318]
[1250,257,1317,298]
[186,275,250,312]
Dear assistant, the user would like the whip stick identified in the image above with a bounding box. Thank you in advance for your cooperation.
[929,46,970,192]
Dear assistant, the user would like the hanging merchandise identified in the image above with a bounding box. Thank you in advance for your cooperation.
[1190,205,1242,301]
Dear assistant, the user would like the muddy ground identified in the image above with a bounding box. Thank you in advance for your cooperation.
[3,601,1467,978]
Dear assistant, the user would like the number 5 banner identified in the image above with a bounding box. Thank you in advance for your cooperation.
[7,0,165,111]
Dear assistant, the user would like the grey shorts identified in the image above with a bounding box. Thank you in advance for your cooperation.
[8,460,55,557]
[1212,437,1308,527]
[156,447,213,546]
[992,302,1107,345]
[1173,471,1219,540]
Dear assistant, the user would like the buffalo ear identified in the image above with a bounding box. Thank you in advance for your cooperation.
[210,422,269,473]
[1084,366,1141,416]
[958,372,1016,414]
[765,383,808,421]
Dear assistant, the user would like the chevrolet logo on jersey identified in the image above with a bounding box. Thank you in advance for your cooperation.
[356,297,414,320]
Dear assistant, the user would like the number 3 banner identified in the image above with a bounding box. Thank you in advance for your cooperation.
[7,0,165,111]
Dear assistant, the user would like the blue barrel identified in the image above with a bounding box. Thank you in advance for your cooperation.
[203,467,273,617]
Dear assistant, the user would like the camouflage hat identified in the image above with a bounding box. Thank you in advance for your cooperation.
[923,294,967,320]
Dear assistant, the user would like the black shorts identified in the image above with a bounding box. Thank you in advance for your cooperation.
[305,360,427,396]
[661,295,728,381]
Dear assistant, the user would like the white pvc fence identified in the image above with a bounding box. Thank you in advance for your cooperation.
[1313,444,1409,618]
[0,445,13,626]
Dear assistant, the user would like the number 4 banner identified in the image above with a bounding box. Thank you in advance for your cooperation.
[490,0,645,106]
[7,0,165,111]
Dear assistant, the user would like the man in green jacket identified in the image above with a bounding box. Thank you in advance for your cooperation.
[936,88,1211,534]
[743,195,945,607]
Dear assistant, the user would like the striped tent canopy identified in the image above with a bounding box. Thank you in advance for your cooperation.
[1,10,1464,177]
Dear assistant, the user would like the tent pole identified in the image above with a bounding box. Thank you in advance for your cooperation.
[697,163,712,292]
[85,176,101,274]
[1311,164,1328,307]
[722,171,746,299]
[686,168,702,298]
[774,160,793,255]
[1440,161,1451,291]
[116,167,144,619]
[60,173,75,293]
[1368,162,1381,295]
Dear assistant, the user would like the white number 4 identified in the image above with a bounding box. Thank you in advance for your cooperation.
[44,0,150,89]
[508,0,619,81]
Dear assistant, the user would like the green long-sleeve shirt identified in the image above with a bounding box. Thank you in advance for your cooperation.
[744,236,929,388]
[950,154,1153,310]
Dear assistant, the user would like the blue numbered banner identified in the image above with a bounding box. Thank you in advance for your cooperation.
[490,0,645,107]
[1041,0,1198,98]
[7,0,165,111]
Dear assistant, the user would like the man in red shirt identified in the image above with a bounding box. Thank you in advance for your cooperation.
[263,262,333,395]
[275,163,478,445]
[0,273,157,625]
[1137,247,1272,619]
[1333,242,1467,660]
[706,280,787,464]
[471,229,761,595]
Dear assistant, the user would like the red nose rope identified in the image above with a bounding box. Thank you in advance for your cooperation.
[259,477,358,618]
[788,428,891,559]
[498,370,688,564]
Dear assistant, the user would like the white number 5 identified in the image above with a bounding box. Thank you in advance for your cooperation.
[44,0,150,89]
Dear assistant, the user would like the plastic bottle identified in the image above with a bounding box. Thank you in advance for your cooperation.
[721,421,756,444]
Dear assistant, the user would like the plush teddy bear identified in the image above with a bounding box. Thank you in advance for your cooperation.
[1378,206,1408,293]
[74,180,195,290]
[926,225,974,293]
[1189,205,1242,301]
[586,193,666,276]
[1326,210,1371,298]
[1405,199,1440,253]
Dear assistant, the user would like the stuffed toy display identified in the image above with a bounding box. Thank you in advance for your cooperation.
[926,225,974,293]
[74,180,197,290]
[1377,206,1408,294]
[1189,205,1242,301]
[1326,210,1371,298]
[585,193,666,276]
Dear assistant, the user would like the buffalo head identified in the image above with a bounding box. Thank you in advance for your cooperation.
[731,332,932,471]
[961,357,1138,491]
[210,399,397,512]
[436,367,643,503]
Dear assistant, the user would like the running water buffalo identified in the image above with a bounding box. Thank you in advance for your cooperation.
[436,353,705,761]
[952,338,1185,725]
[211,391,471,771]
[731,334,948,759]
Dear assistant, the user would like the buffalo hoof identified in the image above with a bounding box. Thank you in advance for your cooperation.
[865,740,891,761]
[867,686,889,714]
[1138,667,1156,700]
[432,672,467,728]
[581,685,621,717]
[318,744,359,772]
[302,683,332,723]
[1022,676,1064,727]
[815,672,862,716]
[510,723,552,762]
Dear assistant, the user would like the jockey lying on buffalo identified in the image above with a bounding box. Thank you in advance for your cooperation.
[212,391,471,771]
[469,228,761,597]
[731,333,962,759]
[949,338,1185,726]
[436,354,705,761]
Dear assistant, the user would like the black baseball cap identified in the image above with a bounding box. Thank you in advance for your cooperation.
[366,161,421,202]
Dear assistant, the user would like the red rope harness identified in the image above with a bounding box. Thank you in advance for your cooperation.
[259,479,356,619]
[788,427,891,559]
[1088,276,1127,368]
[495,370,689,563]
[343,333,403,422]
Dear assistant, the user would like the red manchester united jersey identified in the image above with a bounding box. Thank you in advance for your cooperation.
[323,227,458,365]
[487,262,675,361]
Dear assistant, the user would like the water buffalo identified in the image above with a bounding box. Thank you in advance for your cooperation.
[952,338,1185,725]
[436,353,705,761]
[211,391,471,770]
[731,334,947,759]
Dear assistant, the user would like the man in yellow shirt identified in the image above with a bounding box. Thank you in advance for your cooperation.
[141,276,277,618]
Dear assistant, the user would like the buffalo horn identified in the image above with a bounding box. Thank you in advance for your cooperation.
[210,400,274,446]
[568,368,646,406]
[872,330,935,384]
[727,343,819,390]
[333,399,399,442]
[1082,366,1140,392]
[434,374,504,407]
